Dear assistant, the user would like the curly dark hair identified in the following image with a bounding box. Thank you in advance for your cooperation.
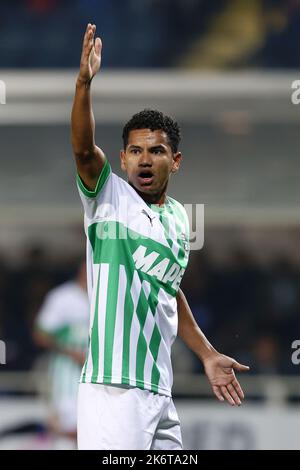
[122,109,181,153]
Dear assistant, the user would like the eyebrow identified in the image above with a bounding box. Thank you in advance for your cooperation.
[128,145,142,150]
[149,145,166,151]
[128,144,167,151]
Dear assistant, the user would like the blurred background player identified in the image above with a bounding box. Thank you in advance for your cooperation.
[34,259,89,449]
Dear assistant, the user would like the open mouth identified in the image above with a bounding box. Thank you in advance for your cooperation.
[137,171,154,185]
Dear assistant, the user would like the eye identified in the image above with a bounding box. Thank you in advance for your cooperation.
[152,148,163,155]
[130,148,141,155]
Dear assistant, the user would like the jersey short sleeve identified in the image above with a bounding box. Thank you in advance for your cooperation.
[76,157,112,222]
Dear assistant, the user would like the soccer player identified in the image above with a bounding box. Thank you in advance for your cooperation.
[34,260,89,448]
[72,24,250,450]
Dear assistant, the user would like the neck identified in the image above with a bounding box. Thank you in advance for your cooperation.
[128,181,168,206]
[129,182,168,206]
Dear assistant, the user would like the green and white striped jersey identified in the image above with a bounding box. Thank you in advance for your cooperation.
[77,158,190,397]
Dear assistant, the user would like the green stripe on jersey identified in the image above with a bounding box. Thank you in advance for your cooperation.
[121,266,135,385]
[150,324,162,393]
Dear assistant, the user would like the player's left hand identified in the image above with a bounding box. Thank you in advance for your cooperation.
[203,353,249,406]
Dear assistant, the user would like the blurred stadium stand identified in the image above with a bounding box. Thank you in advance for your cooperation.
[0,70,299,379]
[1,0,300,69]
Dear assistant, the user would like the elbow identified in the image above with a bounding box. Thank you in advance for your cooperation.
[33,329,45,348]
[71,133,96,160]
[73,147,95,162]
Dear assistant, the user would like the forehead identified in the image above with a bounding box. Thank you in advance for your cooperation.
[127,129,169,147]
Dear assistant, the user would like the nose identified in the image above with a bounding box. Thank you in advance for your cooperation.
[139,150,153,167]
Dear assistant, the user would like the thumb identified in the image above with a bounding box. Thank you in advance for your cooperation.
[232,361,250,372]
[95,37,102,56]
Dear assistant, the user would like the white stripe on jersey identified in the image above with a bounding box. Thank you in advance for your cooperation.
[129,271,142,386]
[153,289,178,393]
[83,263,100,382]
[142,307,156,389]
[111,265,127,382]
[129,273,151,387]
[96,263,110,383]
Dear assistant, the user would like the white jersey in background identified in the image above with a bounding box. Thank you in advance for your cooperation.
[36,281,89,431]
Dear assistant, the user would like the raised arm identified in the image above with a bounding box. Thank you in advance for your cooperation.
[177,288,249,406]
[71,23,106,191]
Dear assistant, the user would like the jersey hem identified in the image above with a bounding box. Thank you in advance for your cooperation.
[80,375,172,398]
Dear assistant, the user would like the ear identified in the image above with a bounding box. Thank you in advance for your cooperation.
[171,152,182,174]
[120,149,127,172]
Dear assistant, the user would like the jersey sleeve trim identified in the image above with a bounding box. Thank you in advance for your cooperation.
[76,157,111,198]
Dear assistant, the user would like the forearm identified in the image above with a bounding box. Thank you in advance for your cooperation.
[177,288,218,362]
[34,329,73,357]
[71,79,96,156]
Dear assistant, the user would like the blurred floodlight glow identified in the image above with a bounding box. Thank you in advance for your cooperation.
[0,80,6,104]
[0,341,6,365]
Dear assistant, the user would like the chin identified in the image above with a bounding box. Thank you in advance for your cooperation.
[132,181,153,192]
[141,185,160,195]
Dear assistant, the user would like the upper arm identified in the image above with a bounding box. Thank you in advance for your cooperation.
[176,288,185,323]
[75,145,106,191]
[36,291,65,333]
[176,287,183,303]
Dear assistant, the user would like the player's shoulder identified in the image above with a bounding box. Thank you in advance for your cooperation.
[167,196,187,218]
[46,281,77,301]
[93,155,129,193]
[167,195,184,208]
[110,171,144,203]
[79,159,135,198]
[167,196,190,238]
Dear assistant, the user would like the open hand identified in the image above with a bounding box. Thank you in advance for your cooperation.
[78,23,102,84]
[204,353,249,406]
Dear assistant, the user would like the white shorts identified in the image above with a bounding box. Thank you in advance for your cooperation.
[52,397,77,433]
[77,383,182,450]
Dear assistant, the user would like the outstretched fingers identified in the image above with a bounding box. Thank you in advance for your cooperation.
[83,23,92,48]
[212,385,224,402]
[220,385,236,406]
[94,37,102,57]
[232,378,245,400]
[226,383,242,405]
[233,361,250,372]
[82,23,96,59]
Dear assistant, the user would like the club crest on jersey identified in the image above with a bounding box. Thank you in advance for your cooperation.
[180,232,189,252]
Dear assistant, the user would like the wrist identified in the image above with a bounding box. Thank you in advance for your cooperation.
[197,345,219,363]
[76,75,92,89]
